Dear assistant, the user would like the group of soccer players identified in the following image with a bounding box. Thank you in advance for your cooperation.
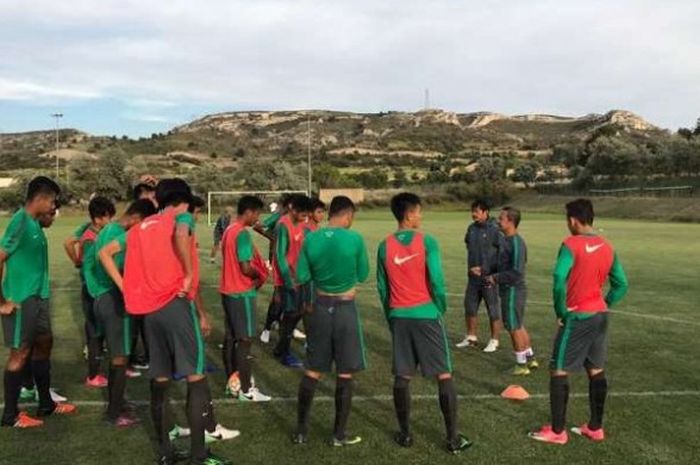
[0,174,628,464]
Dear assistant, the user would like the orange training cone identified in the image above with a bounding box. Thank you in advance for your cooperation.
[501,385,530,401]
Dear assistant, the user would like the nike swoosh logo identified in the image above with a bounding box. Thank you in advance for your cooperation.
[140,220,159,230]
[585,244,604,254]
[393,254,419,266]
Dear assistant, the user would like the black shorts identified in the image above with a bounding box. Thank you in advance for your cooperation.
[2,296,51,349]
[144,298,206,379]
[500,286,527,332]
[222,294,256,340]
[464,280,500,320]
[94,289,133,358]
[81,283,100,339]
[281,286,303,315]
[390,318,453,377]
[550,313,609,372]
[304,296,367,374]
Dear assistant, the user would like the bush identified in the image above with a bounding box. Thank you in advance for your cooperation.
[446,180,514,206]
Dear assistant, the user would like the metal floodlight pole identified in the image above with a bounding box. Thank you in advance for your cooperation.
[50,113,63,179]
[307,116,312,195]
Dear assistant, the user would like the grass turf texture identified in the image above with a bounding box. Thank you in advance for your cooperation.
[1,211,698,464]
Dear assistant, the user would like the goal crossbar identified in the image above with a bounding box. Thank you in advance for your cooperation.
[207,190,308,226]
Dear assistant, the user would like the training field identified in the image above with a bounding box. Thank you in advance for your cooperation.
[1,210,698,464]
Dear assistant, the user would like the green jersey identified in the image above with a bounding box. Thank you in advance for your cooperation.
[0,208,50,303]
[74,221,90,239]
[87,222,127,298]
[376,230,446,320]
[261,211,281,231]
[296,227,369,294]
[176,212,196,233]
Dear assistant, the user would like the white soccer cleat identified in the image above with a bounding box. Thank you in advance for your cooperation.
[44,388,67,403]
[293,329,306,340]
[169,424,191,441]
[483,339,500,353]
[260,330,270,344]
[239,387,271,402]
[205,423,241,443]
[456,336,478,349]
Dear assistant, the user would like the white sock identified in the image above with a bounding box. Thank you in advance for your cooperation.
[467,335,478,341]
[515,350,528,364]
[526,347,534,357]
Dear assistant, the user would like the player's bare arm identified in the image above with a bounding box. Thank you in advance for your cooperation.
[63,236,81,267]
[0,249,17,315]
[98,240,124,291]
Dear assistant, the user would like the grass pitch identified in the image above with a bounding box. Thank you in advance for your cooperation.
[1,210,698,464]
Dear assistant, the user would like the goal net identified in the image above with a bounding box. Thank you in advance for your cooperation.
[206,190,308,226]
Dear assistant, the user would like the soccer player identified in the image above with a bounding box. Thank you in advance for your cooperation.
[87,199,157,427]
[258,194,292,343]
[271,195,311,367]
[65,196,116,388]
[123,179,231,465]
[19,209,68,405]
[529,199,628,445]
[128,183,159,370]
[377,193,472,453]
[210,206,234,263]
[1,176,76,428]
[293,195,369,446]
[304,198,326,233]
[456,198,503,353]
[484,207,538,375]
[219,196,271,401]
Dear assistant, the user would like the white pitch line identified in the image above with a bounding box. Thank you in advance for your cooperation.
[7,390,699,409]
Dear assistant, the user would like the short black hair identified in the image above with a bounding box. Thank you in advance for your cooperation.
[566,198,595,226]
[290,194,312,213]
[26,176,61,202]
[188,195,205,214]
[126,199,157,218]
[280,193,293,208]
[88,196,116,220]
[501,206,521,228]
[310,198,326,211]
[238,195,264,215]
[329,196,356,217]
[471,198,490,212]
[132,183,155,201]
[390,192,421,222]
[155,178,193,208]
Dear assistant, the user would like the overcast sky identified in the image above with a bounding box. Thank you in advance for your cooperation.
[1,0,698,136]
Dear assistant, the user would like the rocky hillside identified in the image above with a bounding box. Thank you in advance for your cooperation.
[172,108,660,156]
[0,108,665,178]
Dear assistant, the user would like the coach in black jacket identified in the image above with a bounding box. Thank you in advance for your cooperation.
[456,199,503,353]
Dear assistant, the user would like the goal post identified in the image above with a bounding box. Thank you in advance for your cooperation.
[206,190,308,226]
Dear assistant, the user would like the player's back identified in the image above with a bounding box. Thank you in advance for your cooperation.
[124,210,184,314]
[563,234,615,312]
[303,227,367,293]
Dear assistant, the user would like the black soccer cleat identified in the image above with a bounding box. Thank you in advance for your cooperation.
[394,431,413,448]
[447,434,473,454]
